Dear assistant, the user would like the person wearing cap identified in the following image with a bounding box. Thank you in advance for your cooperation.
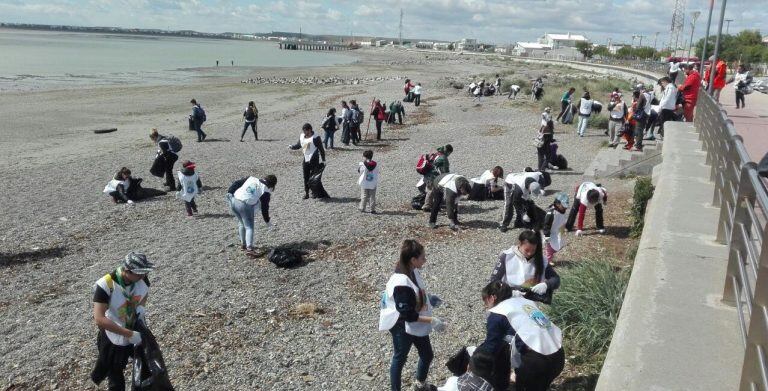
[176,160,203,217]
[488,230,561,303]
[227,174,277,254]
[541,193,570,265]
[91,252,154,390]
[606,92,627,148]
[289,123,326,199]
[565,181,608,236]
[576,90,593,137]
[678,63,701,122]
[498,171,546,232]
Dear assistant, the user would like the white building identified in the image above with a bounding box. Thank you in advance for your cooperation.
[457,38,478,52]
[513,42,552,56]
[434,42,452,50]
[415,41,435,49]
[539,33,588,49]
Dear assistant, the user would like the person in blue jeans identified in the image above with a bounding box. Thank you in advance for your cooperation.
[379,240,447,391]
[190,99,207,142]
[321,108,338,149]
[226,174,276,255]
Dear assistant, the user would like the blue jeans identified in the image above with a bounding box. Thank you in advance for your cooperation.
[231,198,255,248]
[323,129,336,148]
[194,120,207,141]
[577,115,589,135]
[390,323,433,391]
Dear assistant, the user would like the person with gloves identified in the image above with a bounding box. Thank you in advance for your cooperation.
[227,174,277,255]
[428,173,472,230]
[358,150,380,213]
[103,167,135,204]
[91,252,154,390]
[480,281,565,390]
[379,239,446,391]
[289,123,326,199]
[498,171,546,232]
[541,193,570,265]
[565,181,608,236]
[489,230,560,304]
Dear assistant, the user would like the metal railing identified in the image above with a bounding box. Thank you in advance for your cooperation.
[696,89,768,390]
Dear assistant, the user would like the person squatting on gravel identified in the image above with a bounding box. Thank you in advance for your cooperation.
[189,98,207,142]
[489,230,561,304]
[480,281,565,391]
[371,99,388,140]
[421,144,453,212]
[379,239,447,391]
[103,167,135,204]
[91,252,154,391]
[358,150,380,213]
[541,193,570,265]
[428,173,472,230]
[241,101,258,141]
[149,128,180,191]
[176,160,202,217]
[498,172,546,232]
[469,166,505,201]
[388,100,405,124]
[289,123,326,199]
[565,181,608,236]
[321,107,339,149]
[227,174,276,254]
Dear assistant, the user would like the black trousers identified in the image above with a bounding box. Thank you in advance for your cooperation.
[556,100,569,120]
[414,95,421,106]
[184,199,198,215]
[302,155,320,195]
[537,134,553,171]
[669,71,679,84]
[375,120,383,140]
[736,90,745,108]
[516,348,565,391]
[428,189,457,224]
[501,186,526,228]
[241,120,258,140]
[91,330,132,391]
[658,109,676,136]
[163,153,178,190]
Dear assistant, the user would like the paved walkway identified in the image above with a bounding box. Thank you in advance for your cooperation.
[716,87,768,162]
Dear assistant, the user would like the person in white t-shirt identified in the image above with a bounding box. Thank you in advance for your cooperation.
[413,83,423,106]
[358,150,380,213]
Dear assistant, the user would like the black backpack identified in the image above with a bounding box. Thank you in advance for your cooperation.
[268,247,305,268]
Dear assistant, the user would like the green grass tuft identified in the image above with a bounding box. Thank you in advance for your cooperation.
[630,177,654,238]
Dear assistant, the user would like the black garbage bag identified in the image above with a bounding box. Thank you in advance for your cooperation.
[309,164,330,199]
[126,177,167,201]
[268,246,305,268]
[132,320,174,391]
[540,171,552,188]
[149,153,165,178]
[525,201,548,230]
[188,117,195,131]
[552,154,568,170]
[411,193,426,210]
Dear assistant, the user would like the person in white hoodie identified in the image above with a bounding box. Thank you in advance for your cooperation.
[576,91,593,137]
[176,160,202,217]
[358,150,380,213]
[656,76,678,138]
[565,181,608,236]
[103,167,134,204]
[379,239,447,391]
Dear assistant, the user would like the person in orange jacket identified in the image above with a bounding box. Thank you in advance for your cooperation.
[678,64,701,122]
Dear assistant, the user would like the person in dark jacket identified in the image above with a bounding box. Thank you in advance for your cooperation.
[289,123,327,199]
[489,230,560,303]
[428,173,472,230]
[556,87,576,122]
[227,174,276,254]
[379,240,446,391]
[371,99,388,140]
[321,108,339,149]
[241,101,258,141]
[388,100,405,124]
[149,128,180,191]
[537,108,555,172]
[189,98,207,142]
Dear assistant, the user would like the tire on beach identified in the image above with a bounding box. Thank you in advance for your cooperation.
[92,128,118,134]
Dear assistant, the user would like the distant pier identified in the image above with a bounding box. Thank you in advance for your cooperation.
[278,41,358,51]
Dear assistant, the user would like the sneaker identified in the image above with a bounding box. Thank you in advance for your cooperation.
[598,229,606,234]
[428,223,437,229]
[498,225,508,233]
[202,133,207,141]
[412,382,437,391]
[575,230,583,236]
[240,139,244,142]
[303,194,309,200]
[449,223,458,231]
[370,210,378,215]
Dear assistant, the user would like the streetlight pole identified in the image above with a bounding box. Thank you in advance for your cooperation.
[653,32,660,52]
[708,0,728,93]
[725,18,733,34]
[688,11,701,61]
[701,0,715,66]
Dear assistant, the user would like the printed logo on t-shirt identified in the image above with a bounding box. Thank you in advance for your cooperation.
[523,304,552,329]
[366,173,375,182]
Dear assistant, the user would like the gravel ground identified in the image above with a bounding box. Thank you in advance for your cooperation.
[1,48,616,390]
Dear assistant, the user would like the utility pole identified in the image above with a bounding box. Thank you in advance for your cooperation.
[638,35,646,47]
[669,0,687,51]
[701,0,715,65]
[688,11,701,61]
[725,18,733,34]
[399,8,403,46]
[653,31,660,52]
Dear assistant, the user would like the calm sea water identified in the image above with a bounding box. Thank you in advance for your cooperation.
[0,29,356,91]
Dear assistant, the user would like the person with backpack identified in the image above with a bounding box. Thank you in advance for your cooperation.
[480,280,565,390]
[289,123,326,199]
[565,181,608,236]
[176,160,202,217]
[498,171,546,232]
[358,150,380,213]
[657,77,678,138]
[576,91,593,137]
[421,145,453,212]
[91,252,154,391]
[189,98,207,142]
[321,108,339,149]
[428,173,472,230]
[149,128,181,191]
[606,92,628,148]
[541,193,570,265]
[728,64,753,109]
[227,174,276,255]
[489,230,561,303]
[627,87,648,151]
[388,100,405,124]
[103,167,135,204]
[371,99,387,140]
[556,87,576,122]
[348,100,363,145]
[241,101,258,141]
[379,239,447,391]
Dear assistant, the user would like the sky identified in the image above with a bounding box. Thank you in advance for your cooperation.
[0,0,764,46]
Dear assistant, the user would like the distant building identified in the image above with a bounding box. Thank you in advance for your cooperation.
[415,41,435,49]
[457,38,478,52]
[513,42,552,56]
[763,36,768,46]
[539,33,588,49]
[434,42,452,50]
[495,46,512,54]
[478,43,496,52]
[608,43,630,55]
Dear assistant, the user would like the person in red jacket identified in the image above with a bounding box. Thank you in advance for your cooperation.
[371,99,388,140]
[711,58,727,102]
[404,79,415,101]
[678,64,701,122]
